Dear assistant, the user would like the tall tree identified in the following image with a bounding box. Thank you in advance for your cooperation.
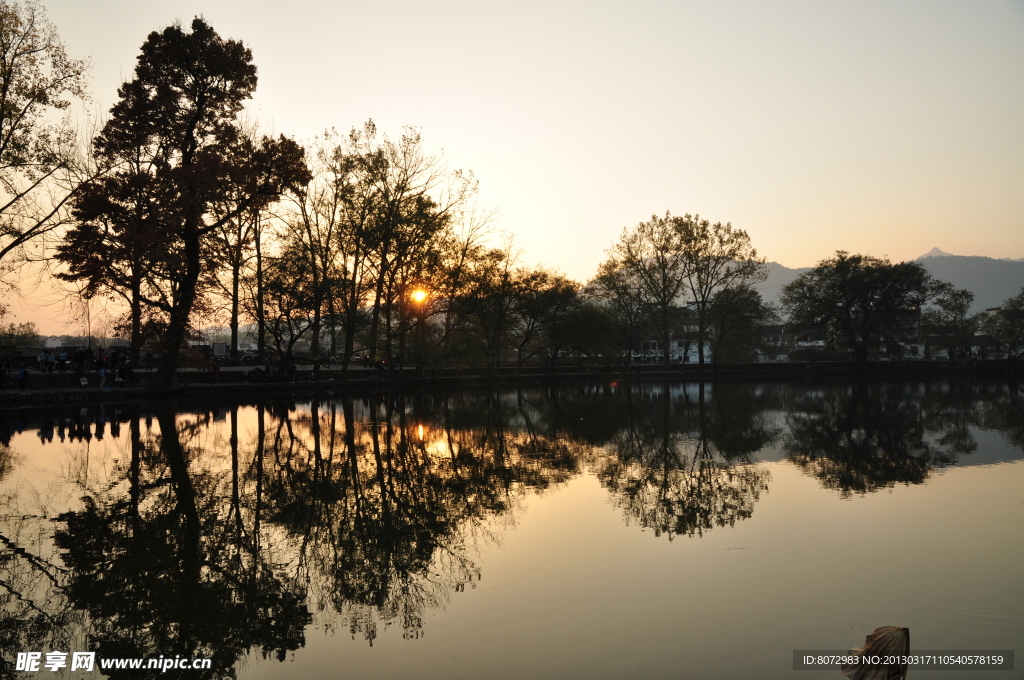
[403,219,492,367]
[314,125,381,369]
[284,123,475,368]
[588,260,648,364]
[781,251,946,362]
[287,128,370,363]
[55,169,175,355]
[360,126,474,364]
[607,213,691,366]
[61,19,307,386]
[680,215,766,365]
[0,0,88,313]
[261,243,316,366]
[460,245,519,366]
[507,268,579,367]
[210,127,272,360]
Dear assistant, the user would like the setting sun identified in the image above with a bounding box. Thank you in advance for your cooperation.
[410,288,428,303]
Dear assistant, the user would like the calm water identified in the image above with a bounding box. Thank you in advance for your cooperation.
[1,381,1022,679]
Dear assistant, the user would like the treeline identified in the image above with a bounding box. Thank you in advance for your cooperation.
[782,252,1024,363]
[1,9,776,387]
[2,7,1023,388]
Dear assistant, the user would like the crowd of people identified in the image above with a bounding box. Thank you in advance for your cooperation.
[0,347,140,391]
[3,346,404,392]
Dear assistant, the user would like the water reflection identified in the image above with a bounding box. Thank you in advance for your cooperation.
[596,383,775,538]
[782,382,1021,497]
[1,381,1022,676]
[53,409,309,676]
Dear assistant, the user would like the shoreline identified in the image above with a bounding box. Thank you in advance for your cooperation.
[1,360,1019,408]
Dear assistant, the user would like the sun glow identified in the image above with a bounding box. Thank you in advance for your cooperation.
[410,289,428,303]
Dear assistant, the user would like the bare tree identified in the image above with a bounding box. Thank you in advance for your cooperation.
[607,213,691,366]
[0,0,89,314]
[589,259,649,364]
[679,216,766,365]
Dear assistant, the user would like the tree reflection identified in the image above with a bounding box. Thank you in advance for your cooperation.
[784,382,970,497]
[267,398,485,643]
[982,383,1024,451]
[265,392,583,643]
[53,407,310,678]
[6,380,1020,675]
[596,383,774,539]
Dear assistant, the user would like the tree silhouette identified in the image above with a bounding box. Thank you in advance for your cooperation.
[782,252,946,362]
[58,19,307,383]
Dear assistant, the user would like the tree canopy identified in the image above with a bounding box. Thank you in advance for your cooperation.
[921,287,981,359]
[781,251,946,362]
[56,19,308,382]
[601,212,765,365]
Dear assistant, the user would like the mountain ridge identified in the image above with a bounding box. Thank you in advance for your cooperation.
[756,253,1024,312]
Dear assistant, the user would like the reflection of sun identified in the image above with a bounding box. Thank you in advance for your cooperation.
[410,289,428,303]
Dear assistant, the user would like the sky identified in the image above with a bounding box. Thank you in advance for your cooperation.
[10,0,1024,332]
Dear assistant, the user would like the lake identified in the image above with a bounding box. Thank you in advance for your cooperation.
[1,380,1021,679]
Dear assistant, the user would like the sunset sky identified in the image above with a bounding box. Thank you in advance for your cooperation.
[12,0,1024,332]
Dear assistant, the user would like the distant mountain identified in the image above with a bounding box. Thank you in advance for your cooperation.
[919,247,956,258]
[916,255,1024,311]
[918,247,1024,263]
[754,261,809,308]
[755,254,1024,312]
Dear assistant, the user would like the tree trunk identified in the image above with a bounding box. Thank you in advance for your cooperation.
[155,407,201,637]
[255,216,266,362]
[130,277,142,360]
[661,304,672,367]
[154,227,201,390]
[230,260,240,358]
[129,415,142,530]
[310,303,321,360]
[697,319,707,365]
[368,258,387,361]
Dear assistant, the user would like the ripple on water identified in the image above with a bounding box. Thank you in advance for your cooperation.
[716,545,769,561]
[810,541,1023,625]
